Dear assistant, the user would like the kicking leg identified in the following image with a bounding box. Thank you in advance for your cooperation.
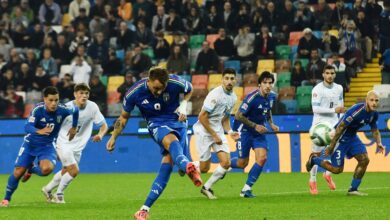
[135,156,173,220]
[1,167,26,206]
[54,164,79,204]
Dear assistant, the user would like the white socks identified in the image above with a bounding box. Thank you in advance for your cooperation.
[310,165,318,182]
[242,184,251,192]
[44,171,62,192]
[325,170,332,176]
[56,172,74,194]
[204,165,227,190]
[141,205,150,212]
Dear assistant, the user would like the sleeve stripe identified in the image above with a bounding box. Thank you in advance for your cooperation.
[352,105,365,117]
[31,104,44,115]
[168,79,186,88]
[247,91,258,103]
[125,81,144,99]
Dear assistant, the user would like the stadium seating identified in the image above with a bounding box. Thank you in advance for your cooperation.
[99,75,108,86]
[189,35,206,49]
[191,74,208,89]
[312,31,323,39]
[142,48,155,59]
[296,86,313,112]
[180,74,191,82]
[243,73,258,87]
[107,103,122,117]
[208,74,222,90]
[206,34,219,49]
[164,34,174,45]
[278,87,295,101]
[190,48,202,69]
[280,99,298,114]
[277,72,292,89]
[288,32,304,46]
[329,29,339,38]
[275,45,291,59]
[157,61,167,69]
[59,64,72,79]
[62,13,71,26]
[373,84,390,98]
[107,91,121,104]
[275,59,291,73]
[234,86,244,100]
[257,59,275,74]
[235,73,243,86]
[116,49,125,61]
[23,104,34,118]
[190,89,208,114]
[107,76,125,92]
[244,86,257,97]
[224,60,241,74]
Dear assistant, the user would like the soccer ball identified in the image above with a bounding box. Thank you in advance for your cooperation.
[309,122,335,146]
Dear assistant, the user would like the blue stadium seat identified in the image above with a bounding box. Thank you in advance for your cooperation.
[224,60,240,74]
[280,100,297,114]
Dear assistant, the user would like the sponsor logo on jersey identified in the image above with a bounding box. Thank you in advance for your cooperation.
[142,99,149,104]
[40,118,46,122]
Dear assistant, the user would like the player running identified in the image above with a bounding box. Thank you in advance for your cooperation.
[0,86,78,207]
[42,83,108,203]
[306,90,386,196]
[230,71,279,198]
[193,68,240,199]
[308,65,346,195]
[106,67,202,220]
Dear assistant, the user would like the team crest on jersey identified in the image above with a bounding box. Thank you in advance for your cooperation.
[57,116,62,123]
[163,93,170,102]
[242,103,248,110]
[313,93,317,97]
[346,116,353,122]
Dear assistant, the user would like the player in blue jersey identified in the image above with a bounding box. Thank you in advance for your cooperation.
[306,91,386,196]
[0,87,79,207]
[106,67,202,220]
[230,71,279,198]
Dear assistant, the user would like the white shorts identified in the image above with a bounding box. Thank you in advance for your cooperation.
[56,145,83,167]
[195,132,230,162]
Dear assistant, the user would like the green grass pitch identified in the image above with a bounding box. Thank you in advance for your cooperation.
[0,172,389,219]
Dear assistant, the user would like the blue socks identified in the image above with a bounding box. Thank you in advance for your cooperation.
[144,163,172,208]
[4,175,20,201]
[350,178,362,191]
[168,141,189,171]
[30,166,44,176]
[246,163,263,187]
[312,157,323,166]
[230,157,239,168]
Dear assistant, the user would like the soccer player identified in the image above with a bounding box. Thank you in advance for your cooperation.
[42,83,108,203]
[308,65,346,195]
[230,71,279,198]
[193,68,240,199]
[306,91,386,196]
[0,87,78,207]
[106,67,202,220]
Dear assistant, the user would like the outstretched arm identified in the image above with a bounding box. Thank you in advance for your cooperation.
[106,110,130,152]
[372,128,385,154]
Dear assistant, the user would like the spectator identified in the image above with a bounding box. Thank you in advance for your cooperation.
[303,49,326,86]
[263,2,278,32]
[88,32,108,64]
[25,49,38,72]
[0,54,6,70]
[313,0,332,29]
[297,28,321,59]
[204,4,220,34]
[236,4,251,31]
[0,69,17,92]
[60,25,75,45]
[43,22,57,43]
[69,30,90,54]
[132,0,153,24]
[330,53,349,90]
[379,0,390,53]
[70,56,92,84]
[365,0,383,25]
[2,85,24,118]
[134,19,154,49]
[184,6,204,35]
[13,0,34,23]
[293,1,312,31]
[3,49,22,74]
[129,45,152,78]
[0,36,11,61]
[331,0,351,28]
[165,9,184,33]
[251,10,266,34]
[219,2,236,34]
[278,0,295,33]
[195,41,219,74]
[102,51,123,76]
[11,24,29,48]
[117,72,135,101]
[72,8,90,30]
[117,0,132,22]
[57,73,75,103]
[39,48,58,78]
[38,0,62,25]
[16,63,33,92]
[89,13,109,39]
[0,0,11,17]
[380,48,390,84]
[355,10,374,62]
[254,25,275,59]
[152,6,168,33]
[351,0,364,19]
[171,32,188,57]
[320,27,339,58]
[234,25,255,62]
[164,0,182,17]
[53,34,72,66]
[69,0,91,21]
[117,21,134,51]
[90,0,105,19]
[89,74,106,114]
[10,6,28,30]
[32,65,51,91]
[153,31,170,62]
[40,36,56,56]
[214,28,235,60]
[291,60,307,88]
[339,20,364,72]
[167,45,189,75]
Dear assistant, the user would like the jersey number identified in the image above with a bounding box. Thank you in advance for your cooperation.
[329,102,334,108]
[47,123,55,129]
[154,103,161,111]
[335,150,341,159]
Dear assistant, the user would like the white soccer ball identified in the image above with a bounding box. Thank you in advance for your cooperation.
[309,122,335,146]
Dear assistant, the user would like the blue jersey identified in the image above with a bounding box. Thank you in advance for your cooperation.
[123,74,192,125]
[24,103,79,146]
[335,103,378,140]
[234,90,277,135]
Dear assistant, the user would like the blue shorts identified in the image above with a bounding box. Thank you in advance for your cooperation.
[236,132,268,159]
[148,121,190,157]
[15,141,57,168]
[331,135,367,167]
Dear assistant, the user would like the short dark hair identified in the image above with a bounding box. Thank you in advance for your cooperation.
[43,86,59,97]
[74,83,90,92]
[323,64,336,72]
[222,68,236,76]
[149,67,169,84]
[258,71,275,84]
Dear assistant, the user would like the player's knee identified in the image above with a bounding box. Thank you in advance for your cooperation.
[256,157,267,166]
[220,160,231,170]
[40,167,53,176]
[200,164,210,173]
[13,167,26,178]
[237,159,248,168]
[333,167,343,174]
[360,157,370,167]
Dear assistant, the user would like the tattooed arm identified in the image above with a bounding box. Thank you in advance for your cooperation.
[372,128,385,154]
[106,110,130,152]
[325,121,347,156]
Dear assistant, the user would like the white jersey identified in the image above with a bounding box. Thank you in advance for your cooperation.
[311,82,344,126]
[57,100,105,151]
[193,86,237,135]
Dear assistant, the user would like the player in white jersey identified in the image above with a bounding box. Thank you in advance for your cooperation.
[193,68,240,199]
[309,65,346,195]
[42,83,108,203]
